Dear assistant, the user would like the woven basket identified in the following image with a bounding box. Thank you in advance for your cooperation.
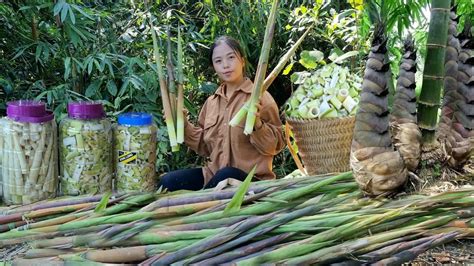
[286,116,355,175]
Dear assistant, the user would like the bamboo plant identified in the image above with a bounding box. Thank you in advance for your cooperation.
[389,36,422,171]
[450,23,474,165]
[417,0,451,143]
[350,24,407,196]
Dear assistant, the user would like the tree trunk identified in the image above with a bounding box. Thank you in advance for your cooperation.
[417,0,451,143]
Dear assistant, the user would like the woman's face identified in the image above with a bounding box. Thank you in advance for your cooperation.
[211,42,244,84]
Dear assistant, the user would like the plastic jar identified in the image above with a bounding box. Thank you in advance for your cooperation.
[114,113,157,192]
[59,102,112,195]
[2,100,58,205]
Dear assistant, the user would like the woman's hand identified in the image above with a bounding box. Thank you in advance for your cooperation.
[162,109,190,125]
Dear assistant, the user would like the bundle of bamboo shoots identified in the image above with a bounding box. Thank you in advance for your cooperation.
[0,171,473,265]
[149,17,185,152]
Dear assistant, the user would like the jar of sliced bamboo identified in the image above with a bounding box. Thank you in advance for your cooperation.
[114,112,157,192]
[59,102,112,196]
[1,100,58,205]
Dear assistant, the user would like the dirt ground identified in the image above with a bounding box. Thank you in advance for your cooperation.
[414,239,474,264]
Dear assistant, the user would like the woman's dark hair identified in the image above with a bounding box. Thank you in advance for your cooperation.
[209,36,245,64]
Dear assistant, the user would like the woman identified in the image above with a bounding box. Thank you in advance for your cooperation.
[159,36,285,191]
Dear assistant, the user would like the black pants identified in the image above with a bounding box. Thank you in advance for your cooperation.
[157,167,248,192]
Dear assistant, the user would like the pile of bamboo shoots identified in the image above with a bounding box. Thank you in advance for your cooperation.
[285,63,362,119]
[1,172,473,265]
[0,118,57,205]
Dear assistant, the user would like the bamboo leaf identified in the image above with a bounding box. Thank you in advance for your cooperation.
[53,1,63,16]
[68,5,75,24]
[71,4,93,20]
[299,50,324,69]
[60,3,69,22]
[64,57,71,80]
[282,62,294,75]
[94,192,112,213]
[106,80,118,96]
[223,165,257,215]
[331,51,359,64]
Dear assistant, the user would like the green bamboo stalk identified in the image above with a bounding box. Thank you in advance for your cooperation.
[196,233,294,265]
[181,193,357,264]
[24,248,85,259]
[4,193,123,215]
[371,231,460,265]
[228,25,312,130]
[17,193,150,232]
[149,18,178,149]
[176,26,185,144]
[354,233,422,256]
[229,0,279,133]
[283,214,456,265]
[91,193,156,217]
[284,228,418,264]
[165,173,354,226]
[83,245,165,263]
[358,234,442,262]
[129,229,216,247]
[166,26,177,126]
[236,208,406,265]
[151,215,248,232]
[0,224,111,248]
[417,0,451,143]
[261,24,313,92]
[149,213,274,265]
[17,211,91,231]
[243,0,278,135]
[89,219,156,247]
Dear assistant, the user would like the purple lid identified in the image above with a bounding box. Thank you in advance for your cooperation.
[67,102,105,119]
[7,100,54,123]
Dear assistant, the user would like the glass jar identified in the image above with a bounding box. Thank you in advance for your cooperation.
[59,102,112,195]
[2,100,58,205]
[114,113,157,192]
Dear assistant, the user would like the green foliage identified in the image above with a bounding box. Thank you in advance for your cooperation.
[5,1,469,177]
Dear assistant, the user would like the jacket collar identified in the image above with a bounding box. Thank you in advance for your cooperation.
[214,78,253,99]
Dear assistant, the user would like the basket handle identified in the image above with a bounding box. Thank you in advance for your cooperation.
[285,121,307,176]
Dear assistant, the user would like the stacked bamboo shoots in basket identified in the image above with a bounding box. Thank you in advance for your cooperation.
[0,101,58,205]
[0,172,472,265]
[285,63,363,119]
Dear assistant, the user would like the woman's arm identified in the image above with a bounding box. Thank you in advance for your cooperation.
[184,101,212,157]
[249,93,285,156]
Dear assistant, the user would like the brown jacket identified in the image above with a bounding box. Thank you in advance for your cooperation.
[184,78,285,184]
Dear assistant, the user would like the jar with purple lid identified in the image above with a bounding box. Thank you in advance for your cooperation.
[1,100,58,205]
[59,102,112,195]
